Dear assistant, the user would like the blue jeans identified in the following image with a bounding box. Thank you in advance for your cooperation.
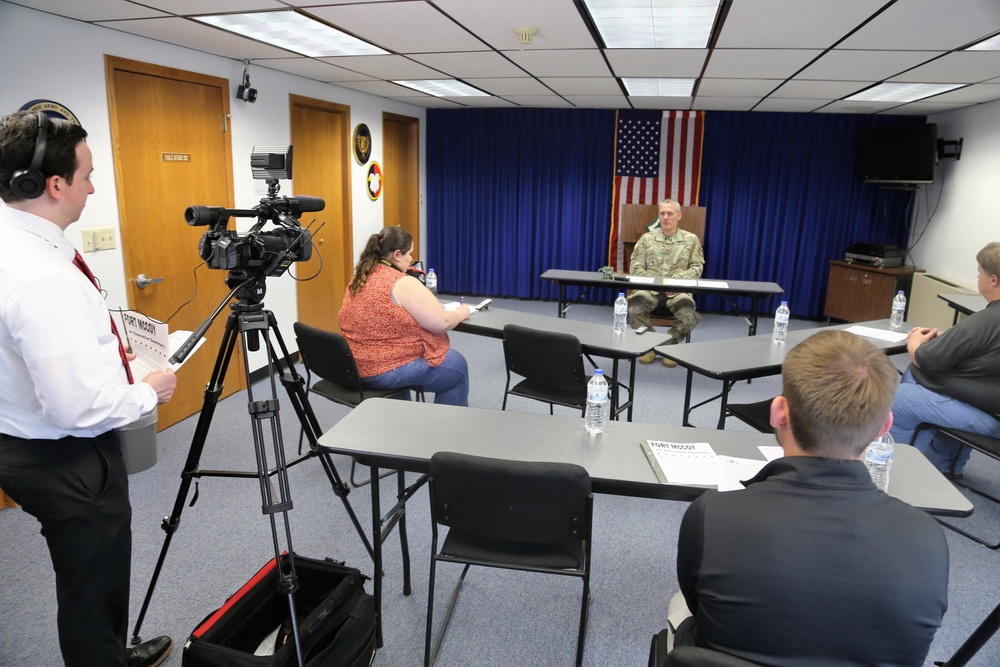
[361,348,470,406]
[890,368,1000,474]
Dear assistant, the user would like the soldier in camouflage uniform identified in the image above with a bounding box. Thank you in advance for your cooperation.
[628,199,704,366]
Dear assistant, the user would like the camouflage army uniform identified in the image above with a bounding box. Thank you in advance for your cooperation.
[627,227,704,341]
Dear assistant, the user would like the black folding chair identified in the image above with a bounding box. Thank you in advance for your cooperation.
[501,323,588,415]
[726,398,775,434]
[913,422,1000,549]
[425,452,592,667]
[293,321,423,486]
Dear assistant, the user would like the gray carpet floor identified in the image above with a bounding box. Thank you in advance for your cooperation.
[2,297,999,666]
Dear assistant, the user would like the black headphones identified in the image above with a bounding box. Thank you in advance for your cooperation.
[9,111,50,199]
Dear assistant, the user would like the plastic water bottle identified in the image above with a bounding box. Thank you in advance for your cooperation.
[864,432,895,492]
[613,292,628,335]
[890,290,906,330]
[585,369,609,435]
[425,268,437,291]
[772,301,789,344]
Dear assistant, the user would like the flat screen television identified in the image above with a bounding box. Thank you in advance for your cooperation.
[862,123,937,184]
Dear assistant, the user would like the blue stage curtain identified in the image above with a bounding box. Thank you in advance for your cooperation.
[698,111,917,319]
[426,108,615,299]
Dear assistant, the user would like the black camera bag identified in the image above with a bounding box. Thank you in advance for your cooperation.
[182,553,376,667]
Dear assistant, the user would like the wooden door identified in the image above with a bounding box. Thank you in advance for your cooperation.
[382,112,420,257]
[105,56,245,430]
[290,95,353,333]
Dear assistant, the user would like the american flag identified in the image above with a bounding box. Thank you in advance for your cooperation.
[609,110,705,270]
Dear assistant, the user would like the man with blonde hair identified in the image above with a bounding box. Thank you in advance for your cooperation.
[667,330,948,666]
[890,242,1000,476]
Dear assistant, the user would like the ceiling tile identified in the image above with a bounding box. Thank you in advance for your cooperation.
[129,0,285,15]
[889,51,1000,84]
[691,97,758,111]
[319,54,446,79]
[502,49,612,77]
[797,50,943,81]
[539,77,623,96]
[918,83,1000,104]
[433,0,596,50]
[463,78,552,96]
[771,79,871,99]
[7,0,168,20]
[501,96,575,108]
[95,17,294,58]
[752,98,829,113]
[563,95,629,108]
[716,0,887,49]
[440,95,516,107]
[254,57,374,82]
[819,99,901,114]
[839,0,1000,50]
[408,52,527,78]
[604,49,708,77]
[704,49,824,79]
[697,78,781,97]
[307,1,488,54]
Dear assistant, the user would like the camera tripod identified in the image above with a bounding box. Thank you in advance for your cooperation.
[130,276,379,664]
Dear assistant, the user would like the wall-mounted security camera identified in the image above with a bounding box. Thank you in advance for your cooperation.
[237,60,257,103]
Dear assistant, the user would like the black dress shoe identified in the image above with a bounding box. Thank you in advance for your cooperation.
[127,636,173,667]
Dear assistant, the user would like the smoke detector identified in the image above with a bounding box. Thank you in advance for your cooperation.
[514,26,539,45]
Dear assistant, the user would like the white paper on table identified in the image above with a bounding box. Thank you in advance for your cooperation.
[718,456,769,492]
[697,279,730,288]
[758,445,784,461]
[442,301,461,311]
[645,440,718,485]
[845,325,907,343]
[627,276,655,284]
[664,278,697,287]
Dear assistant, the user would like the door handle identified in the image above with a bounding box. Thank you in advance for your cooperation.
[136,274,164,289]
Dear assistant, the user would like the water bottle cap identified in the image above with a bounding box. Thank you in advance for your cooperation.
[897,290,904,295]
[780,301,787,306]
[618,292,625,297]
[593,369,604,376]
[429,268,435,272]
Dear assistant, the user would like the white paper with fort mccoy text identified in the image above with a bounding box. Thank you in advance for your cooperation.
[120,311,205,376]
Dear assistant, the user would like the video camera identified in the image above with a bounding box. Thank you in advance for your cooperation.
[185,145,322,278]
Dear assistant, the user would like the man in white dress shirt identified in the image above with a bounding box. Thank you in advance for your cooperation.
[0,110,177,667]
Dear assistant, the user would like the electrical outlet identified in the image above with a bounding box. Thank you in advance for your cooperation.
[81,230,96,252]
[95,228,116,250]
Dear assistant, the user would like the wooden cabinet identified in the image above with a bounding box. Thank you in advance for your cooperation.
[824,260,915,323]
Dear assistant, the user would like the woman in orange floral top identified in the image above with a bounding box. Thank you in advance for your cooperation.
[338,226,471,405]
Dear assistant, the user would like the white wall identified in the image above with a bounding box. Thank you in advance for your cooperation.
[909,97,1000,289]
[0,2,427,371]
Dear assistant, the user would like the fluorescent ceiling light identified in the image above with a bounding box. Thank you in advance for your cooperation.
[623,77,696,96]
[583,0,721,48]
[194,11,388,57]
[844,82,965,103]
[966,33,1000,51]
[393,80,490,97]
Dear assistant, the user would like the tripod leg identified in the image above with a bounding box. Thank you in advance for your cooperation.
[267,313,375,559]
[131,312,242,644]
[241,311,305,667]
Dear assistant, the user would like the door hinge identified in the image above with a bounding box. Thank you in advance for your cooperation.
[223,114,231,132]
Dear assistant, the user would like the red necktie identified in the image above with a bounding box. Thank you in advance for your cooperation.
[72,251,134,384]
